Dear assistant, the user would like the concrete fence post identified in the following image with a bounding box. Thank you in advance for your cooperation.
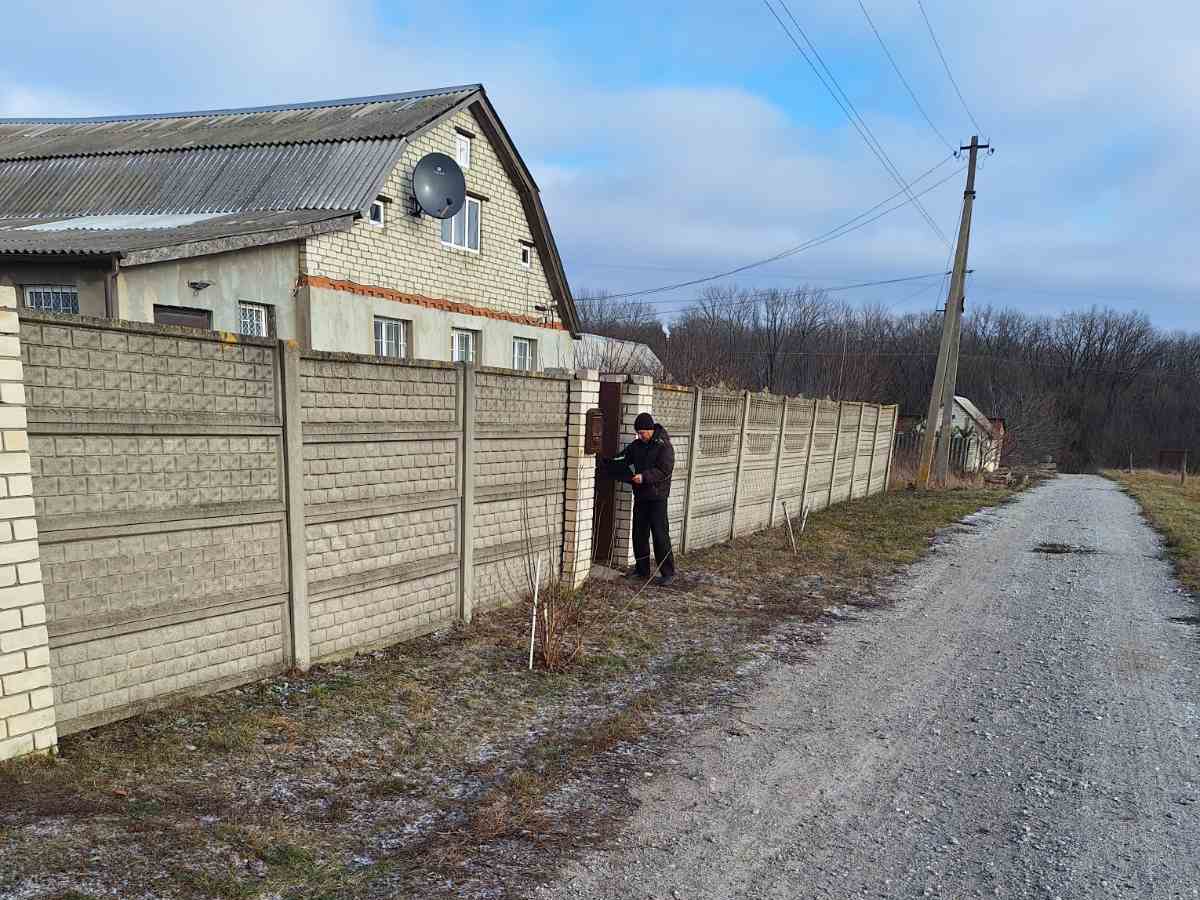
[827,401,846,508]
[0,287,56,761]
[866,403,881,496]
[459,363,477,621]
[279,341,311,670]
[611,375,653,569]
[729,391,752,540]
[798,398,819,513]
[562,369,600,589]
[681,387,702,554]
[768,396,788,527]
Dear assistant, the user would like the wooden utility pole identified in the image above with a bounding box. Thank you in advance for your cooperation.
[917,135,989,487]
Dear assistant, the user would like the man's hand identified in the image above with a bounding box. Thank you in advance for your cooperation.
[631,474,643,485]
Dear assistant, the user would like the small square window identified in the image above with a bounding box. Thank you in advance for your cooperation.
[455,134,472,170]
[238,302,273,337]
[23,284,79,314]
[369,199,385,227]
[451,328,478,363]
[374,317,409,359]
[512,337,536,372]
[519,245,531,269]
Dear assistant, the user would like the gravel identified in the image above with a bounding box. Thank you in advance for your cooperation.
[540,475,1200,899]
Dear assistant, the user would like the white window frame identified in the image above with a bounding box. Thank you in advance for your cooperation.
[23,284,79,314]
[237,301,272,338]
[374,316,409,359]
[440,196,481,252]
[368,199,386,228]
[451,328,478,364]
[455,133,472,170]
[519,244,532,269]
[512,336,536,372]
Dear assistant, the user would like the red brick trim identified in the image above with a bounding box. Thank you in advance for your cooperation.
[300,274,566,331]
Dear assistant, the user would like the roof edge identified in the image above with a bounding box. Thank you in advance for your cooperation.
[0,84,483,125]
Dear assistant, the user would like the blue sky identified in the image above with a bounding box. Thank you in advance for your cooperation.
[3,0,1198,328]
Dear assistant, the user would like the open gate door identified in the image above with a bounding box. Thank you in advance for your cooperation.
[591,380,622,563]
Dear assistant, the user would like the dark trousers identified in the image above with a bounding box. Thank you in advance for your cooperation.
[632,497,675,578]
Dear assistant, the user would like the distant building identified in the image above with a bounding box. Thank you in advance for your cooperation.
[574,333,663,377]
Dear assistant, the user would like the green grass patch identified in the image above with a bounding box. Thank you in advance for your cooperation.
[1106,469,1200,591]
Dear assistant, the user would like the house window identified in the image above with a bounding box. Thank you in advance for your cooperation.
[440,196,480,251]
[368,199,385,228]
[153,305,212,331]
[451,328,478,363]
[23,285,79,314]
[512,337,536,372]
[455,133,472,170]
[519,244,532,269]
[238,302,273,337]
[374,317,409,359]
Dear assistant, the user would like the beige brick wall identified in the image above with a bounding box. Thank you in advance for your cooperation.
[0,288,56,760]
[303,105,559,325]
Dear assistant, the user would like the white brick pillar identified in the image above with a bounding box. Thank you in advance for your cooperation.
[562,369,599,589]
[0,287,56,761]
[611,375,654,570]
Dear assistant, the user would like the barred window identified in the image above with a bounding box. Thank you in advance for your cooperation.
[238,302,272,337]
[512,336,535,371]
[24,284,79,314]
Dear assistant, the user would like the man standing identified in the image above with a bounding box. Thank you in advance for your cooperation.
[602,412,676,586]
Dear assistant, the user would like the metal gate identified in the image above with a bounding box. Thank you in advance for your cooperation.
[591,380,622,563]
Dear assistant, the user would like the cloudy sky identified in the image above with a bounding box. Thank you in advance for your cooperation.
[2,1,1196,328]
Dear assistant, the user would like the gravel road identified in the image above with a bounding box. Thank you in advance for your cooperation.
[542,475,1200,899]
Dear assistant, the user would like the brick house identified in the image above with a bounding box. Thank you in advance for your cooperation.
[0,84,580,370]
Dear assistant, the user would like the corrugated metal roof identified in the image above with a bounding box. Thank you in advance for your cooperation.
[0,210,352,256]
[0,139,404,218]
[0,86,478,160]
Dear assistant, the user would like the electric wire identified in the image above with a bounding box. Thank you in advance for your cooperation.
[857,0,954,152]
[916,0,983,134]
[603,158,962,301]
[635,271,949,313]
[765,0,949,245]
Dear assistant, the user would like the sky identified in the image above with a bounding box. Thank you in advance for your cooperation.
[2,1,1198,329]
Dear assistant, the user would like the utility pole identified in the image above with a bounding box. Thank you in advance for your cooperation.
[917,135,989,487]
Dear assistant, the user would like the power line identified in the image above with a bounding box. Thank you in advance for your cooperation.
[916,0,983,134]
[639,271,949,312]
[765,0,949,245]
[857,0,954,152]
[603,158,962,301]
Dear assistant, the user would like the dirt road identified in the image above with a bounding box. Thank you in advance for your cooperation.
[542,475,1200,899]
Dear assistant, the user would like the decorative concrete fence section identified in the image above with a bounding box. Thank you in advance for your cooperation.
[10,312,597,751]
[630,382,898,557]
[23,315,289,738]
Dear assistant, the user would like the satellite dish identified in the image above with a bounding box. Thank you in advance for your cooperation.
[411,152,465,219]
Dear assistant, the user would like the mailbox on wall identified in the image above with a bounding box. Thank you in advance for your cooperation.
[585,408,604,455]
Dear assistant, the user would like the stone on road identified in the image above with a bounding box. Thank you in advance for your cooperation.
[542,475,1200,899]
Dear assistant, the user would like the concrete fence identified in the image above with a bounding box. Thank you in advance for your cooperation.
[0,311,897,761]
[597,376,898,568]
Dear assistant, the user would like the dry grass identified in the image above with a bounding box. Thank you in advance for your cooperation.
[0,483,1017,900]
[888,458,986,492]
[1107,468,1200,592]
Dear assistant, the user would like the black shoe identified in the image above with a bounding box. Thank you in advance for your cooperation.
[628,569,650,581]
[656,573,675,587]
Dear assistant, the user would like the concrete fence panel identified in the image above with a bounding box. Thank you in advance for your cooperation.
[23,314,289,736]
[650,384,694,547]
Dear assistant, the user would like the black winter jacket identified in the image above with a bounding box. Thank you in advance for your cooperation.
[603,424,675,501]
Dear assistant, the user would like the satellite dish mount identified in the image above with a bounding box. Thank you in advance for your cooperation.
[408,152,466,220]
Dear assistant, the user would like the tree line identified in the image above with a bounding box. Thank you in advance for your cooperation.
[576,286,1200,472]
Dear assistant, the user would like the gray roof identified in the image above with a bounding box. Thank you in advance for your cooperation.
[954,395,994,436]
[0,86,478,159]
[0,86,479,223]
[0,210,352,261]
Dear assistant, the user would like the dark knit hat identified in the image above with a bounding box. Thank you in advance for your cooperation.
[634,413,655,431]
